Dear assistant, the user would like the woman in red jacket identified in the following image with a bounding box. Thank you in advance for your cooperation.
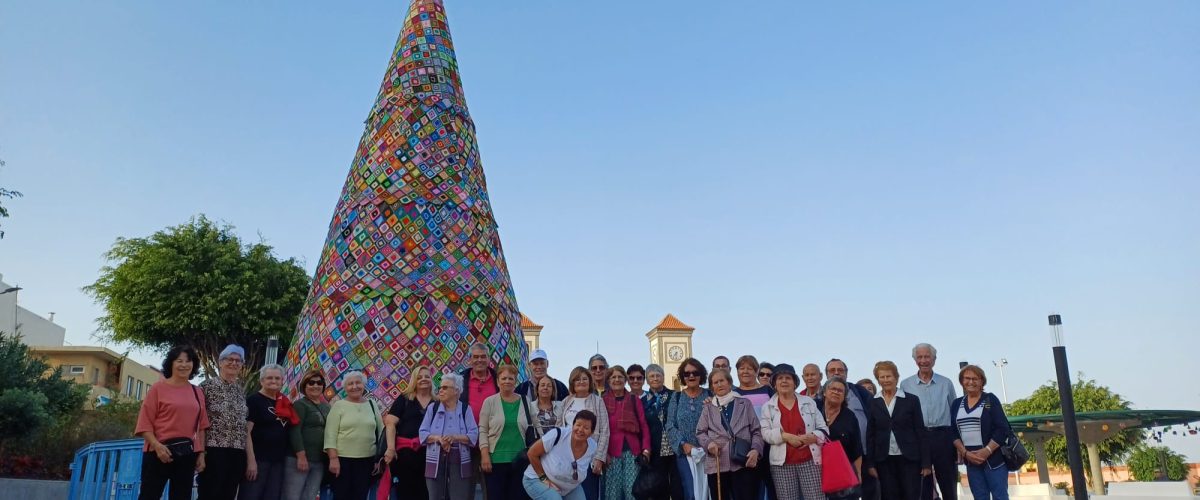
[602,366,651,500]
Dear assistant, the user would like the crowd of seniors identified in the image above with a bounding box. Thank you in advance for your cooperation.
[135,340,1018,500]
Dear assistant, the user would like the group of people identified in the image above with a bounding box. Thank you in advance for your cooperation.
[134,342,1014,500]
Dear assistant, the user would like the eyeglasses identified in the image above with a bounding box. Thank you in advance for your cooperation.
[628,376,644,381]
[826,387,845,394]
[438,386,455,391]
[306,380,326,386]
[590,365,607,371]
[682,371,700,379]
[222,358,243,365]
[757,372,771,378]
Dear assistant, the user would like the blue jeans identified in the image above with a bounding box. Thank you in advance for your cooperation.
[966,463,1009,500]
[674,455,697,500]
[523,476,586,500]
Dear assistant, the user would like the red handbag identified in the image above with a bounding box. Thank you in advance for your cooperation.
[821,439,860,494]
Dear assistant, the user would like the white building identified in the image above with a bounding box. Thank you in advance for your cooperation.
[0,273,67,347]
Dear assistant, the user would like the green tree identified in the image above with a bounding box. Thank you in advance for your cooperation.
[84,215,310,379]
[0,388,50,458]
[1127,445,1188,481]
[0,333,88,419]
[1007,376,1143,470]
[0,156,22,239]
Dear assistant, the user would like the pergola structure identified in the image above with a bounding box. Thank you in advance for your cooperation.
[1009,410,1200,494]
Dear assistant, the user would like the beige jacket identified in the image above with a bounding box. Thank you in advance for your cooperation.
[477,393,531,454]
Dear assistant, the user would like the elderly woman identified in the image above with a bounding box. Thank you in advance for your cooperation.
[588,354,610,397]
[198,344,249,499]
[641,364,680,500]
[665,358,710,500]
[560,366,610,500]
[757,363,775,390]
[325,370,385,500]
[733,355,776,500]
[241,364,295,499]
[135,345,209,500]
[534,376,563,436]
[952,365,1011,500]
[820,377,864,500]
[386,365,434,500]
[283,369,331,500]
[697,368,763,500]
[865,361,929,500]
[523,410,601,500]
[480,364,532,500]
[602,366,651,500]
[760,363,827,500]
[420,372,479,500]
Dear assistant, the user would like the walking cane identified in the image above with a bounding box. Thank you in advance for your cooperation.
[714,446,721,500]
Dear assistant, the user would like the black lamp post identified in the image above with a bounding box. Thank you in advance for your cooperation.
[1050,314,1089,499]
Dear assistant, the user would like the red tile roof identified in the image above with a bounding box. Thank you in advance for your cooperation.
[655,313,694,331]
[520,313,542,329]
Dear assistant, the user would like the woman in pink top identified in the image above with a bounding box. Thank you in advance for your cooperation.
[134,345,210,500]
[602,366,651,500]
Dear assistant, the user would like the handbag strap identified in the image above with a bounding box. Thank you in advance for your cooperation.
[190,385,202,434]
[718,400,736,440]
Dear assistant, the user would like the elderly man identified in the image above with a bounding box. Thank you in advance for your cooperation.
[711,355,731,373]
[457,343,496,497]
[826,358,880,500]
[900,343,959,500]
[800,363,823,398]
[516,349,568,401]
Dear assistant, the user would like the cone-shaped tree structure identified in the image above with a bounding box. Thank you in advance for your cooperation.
[284,0,525,403]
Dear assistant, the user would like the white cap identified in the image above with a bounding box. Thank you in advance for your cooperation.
[529,349,548,362]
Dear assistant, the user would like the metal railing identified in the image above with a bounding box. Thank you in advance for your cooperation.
[67,438,192,500]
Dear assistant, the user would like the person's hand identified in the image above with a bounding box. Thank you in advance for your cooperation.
[745,450,759,468]
[246,461,259,481]
[801,433,818,446]
[867,467,878,478]
[481,455,493,473]
[153,443,172,464]
[384,447,396,464]
[543,478,561,492]
[782,434,803,448]
[592,459,605,475]
[328,457,341,477]
[682,443,694,456]
[920,467,932,477]
[297,455,310,472]
[440,435,454,449]
[195,453,206,473]
[707,443,720,456]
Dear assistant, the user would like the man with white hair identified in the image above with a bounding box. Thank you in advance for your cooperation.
[901,343,959,500]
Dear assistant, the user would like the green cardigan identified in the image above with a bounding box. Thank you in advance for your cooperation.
[288,398,331,462]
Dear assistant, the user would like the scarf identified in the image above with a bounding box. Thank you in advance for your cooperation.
[275,395,300,426]
[605,392,641,434]
[712,391,740,409]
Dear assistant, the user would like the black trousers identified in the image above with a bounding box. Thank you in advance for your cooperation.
[706,468,757,500]
[332,456,375,500]
[878,456,922,500]
[860,473,880,500]
[484,462,530,500]
[756,461,776,500]
[647,454,684,500]
[140,451,197,500]
[197,447,246,500]
[923,428,959,500]
[392,448,430,500]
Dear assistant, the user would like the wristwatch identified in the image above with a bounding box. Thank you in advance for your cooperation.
[538,473,549,482]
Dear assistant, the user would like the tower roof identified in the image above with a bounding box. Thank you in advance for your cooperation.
[520,313,542,329]
[654,314,694,331]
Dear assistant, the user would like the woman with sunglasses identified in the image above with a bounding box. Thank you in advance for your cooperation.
[523,410,600,500]
[665,358,710,500]
[757,363,775,390]
[559,366,610,500]
[385,365,435,500]
[282,369,330,500]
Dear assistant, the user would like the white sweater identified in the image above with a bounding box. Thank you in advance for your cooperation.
[759,393,829,466]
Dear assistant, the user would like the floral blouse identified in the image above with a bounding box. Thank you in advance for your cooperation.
[201,377,248,449]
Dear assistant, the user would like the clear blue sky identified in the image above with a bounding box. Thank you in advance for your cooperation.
[2,2,1198,458]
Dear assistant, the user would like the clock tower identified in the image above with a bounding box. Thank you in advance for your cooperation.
[646,314,695,389]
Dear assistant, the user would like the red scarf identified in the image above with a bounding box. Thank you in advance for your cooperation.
[276,396,300,426]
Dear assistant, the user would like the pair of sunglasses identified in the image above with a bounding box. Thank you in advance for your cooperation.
[306,379,326,386]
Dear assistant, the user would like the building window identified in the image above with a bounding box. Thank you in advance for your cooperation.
[126,376,134,396]
[68,365,85,376]
[136,380,144,400]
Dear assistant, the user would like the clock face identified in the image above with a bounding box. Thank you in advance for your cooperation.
[668,345,685,361]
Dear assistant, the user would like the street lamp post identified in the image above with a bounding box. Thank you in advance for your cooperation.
[992,358,1010,404]
[1050,314,1089,500]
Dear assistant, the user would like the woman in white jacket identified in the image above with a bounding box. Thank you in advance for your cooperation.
[759,363,829,500]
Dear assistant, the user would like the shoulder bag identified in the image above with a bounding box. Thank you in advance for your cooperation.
[718,400,753,465]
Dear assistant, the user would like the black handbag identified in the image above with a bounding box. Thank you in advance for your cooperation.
[719,400,753,465]
[369,399,388,480]
[632,459,668,499]
[1001,431,1030,471]
[510,396,539,471]
[163,386,203,458]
